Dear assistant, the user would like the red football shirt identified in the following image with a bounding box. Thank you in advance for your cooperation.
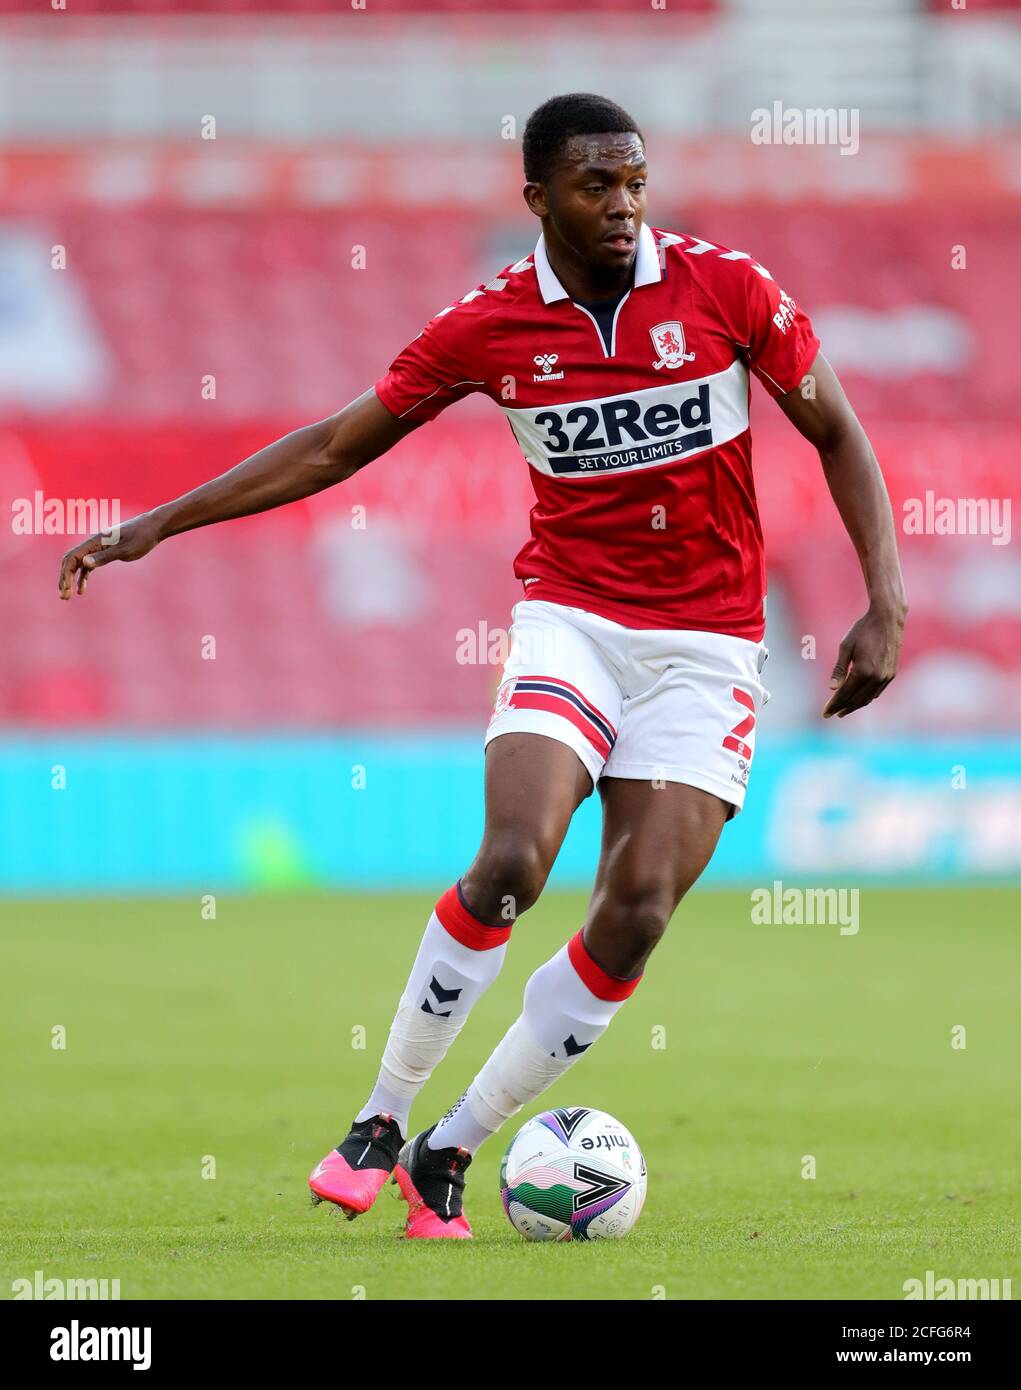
[374,223,819,639]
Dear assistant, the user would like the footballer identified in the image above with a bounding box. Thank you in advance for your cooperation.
[58,95,907,1239]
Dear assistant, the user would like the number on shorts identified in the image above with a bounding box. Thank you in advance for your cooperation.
[722,687,755,759]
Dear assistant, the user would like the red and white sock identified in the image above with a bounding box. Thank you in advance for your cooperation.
[428,930,641,1154]
[355,884,512,1136]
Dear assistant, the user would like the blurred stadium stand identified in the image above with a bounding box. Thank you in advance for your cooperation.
[0,0,1018,888]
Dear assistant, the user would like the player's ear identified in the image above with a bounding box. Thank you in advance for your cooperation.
[522,183,548,219]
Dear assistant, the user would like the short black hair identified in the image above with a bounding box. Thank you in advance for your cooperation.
[522,93,643,184]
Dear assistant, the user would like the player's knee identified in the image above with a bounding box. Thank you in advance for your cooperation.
[628,899,674,958]
[464,833,552,921]
[604,878,681,954]
[585,893,672,978]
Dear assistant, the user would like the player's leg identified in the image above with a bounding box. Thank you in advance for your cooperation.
[357,731,592,1127]
[577,625,769,981]
[311,598,621,1217]
[309,733,591,1217]
[370,598,617,1140]
[459,730,593,923]
[378,601,627,1234]
[401,629,766,1235]
[420,780,726,1159]
[579,778,728,976]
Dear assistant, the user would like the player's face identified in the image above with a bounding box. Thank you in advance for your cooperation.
[531,132,648,278]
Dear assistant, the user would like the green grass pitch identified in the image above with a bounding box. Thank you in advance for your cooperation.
[2,887,1018,1300]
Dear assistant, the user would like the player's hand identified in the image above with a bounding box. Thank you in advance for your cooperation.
[58,512,163,600]
[823,603,906,719]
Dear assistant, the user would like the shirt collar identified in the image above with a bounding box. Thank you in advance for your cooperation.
[533,222,661,305]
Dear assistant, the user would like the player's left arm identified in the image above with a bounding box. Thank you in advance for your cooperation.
[775,350,908,718]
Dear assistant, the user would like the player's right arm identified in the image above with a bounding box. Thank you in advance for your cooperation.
[57,388,418,599]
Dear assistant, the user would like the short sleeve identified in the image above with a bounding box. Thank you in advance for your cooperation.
[703,253,820,400]
[740,262,820,398]
[374,294,489,424]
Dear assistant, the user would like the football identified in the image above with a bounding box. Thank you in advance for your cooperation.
[500,1107,647,1241]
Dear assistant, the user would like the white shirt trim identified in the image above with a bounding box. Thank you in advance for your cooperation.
[533,222,662,305]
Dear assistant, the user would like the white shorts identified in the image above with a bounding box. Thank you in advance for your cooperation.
[484,599,770,815]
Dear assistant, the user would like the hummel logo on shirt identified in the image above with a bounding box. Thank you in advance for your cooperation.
[533,352,564,383]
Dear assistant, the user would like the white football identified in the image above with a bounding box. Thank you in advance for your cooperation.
[499,1106,647,1241]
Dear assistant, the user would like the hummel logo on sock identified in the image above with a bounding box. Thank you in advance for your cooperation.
[421,975,463,1016]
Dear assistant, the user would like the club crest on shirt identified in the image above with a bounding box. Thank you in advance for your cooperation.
[490,677,517,721]
[650,321,695,370]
